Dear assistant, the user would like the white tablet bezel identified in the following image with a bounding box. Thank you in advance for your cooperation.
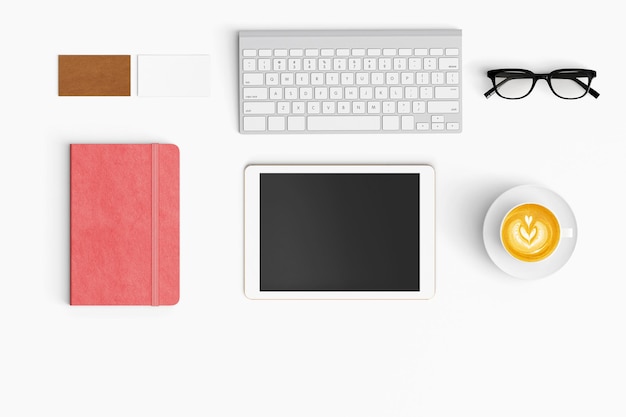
[244,165,435,299]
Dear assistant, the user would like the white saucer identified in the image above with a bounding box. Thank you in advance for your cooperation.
[483,185,577,279]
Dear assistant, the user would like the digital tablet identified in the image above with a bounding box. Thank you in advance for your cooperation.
[244,165,436,299]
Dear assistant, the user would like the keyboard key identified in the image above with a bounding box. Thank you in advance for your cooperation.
[288,59,300,71]
[446,122,460,130]
[446,72,459,84]
[288,116,306,130]
[285,88,298,99]
[412,101,425,113]
[292,102,305,114]
[439,57,459,70]
[427,101,460,113]
[435,86,460,99]
[243,87,268,100]
[360,87,373,99]
[243,73,264,86]
[299,87,312,99]
[401,115,414,130]
[259,49,272,57]
[307,102,320,114]
[353,102,366,113]
[268,116,286,131]
[266,73,279,85]
[243,59,256,71]
[269,88,282,99]
[315,87,328,100]
[305,49,319,56]
[341,73,354,85]
[424,58,437,70]
[277,102,290,113]
[258,59,270,71]
[383,102,396,113]
[367,101,381,113]
[295,73,309,85]
[408,58,422,70]
[405,87,418,99]
[338,102,350,113]
[330,87,343,100]
[398,101,411,113]
[383,116,399,130]
[431,73,444,85]
[379,58,391,70]
[243,50,257,57]
[308,116,381,131]
[243,117,265,131]
[416,122,429,130]
[445,48,459,56]
[430,48,444,56]
[333,59,347,71]
[273,59,286,71]
[274,49,288,56]
[322,102,336,113]
[280,73,294,85]
[432,123,445,130]
[371,73,384,85]
[348,59,361,71]
[290,49,303,56]
[420,86,433,99]
[390,87,402,99]
[394,58,407,70]
[244,102,274,114]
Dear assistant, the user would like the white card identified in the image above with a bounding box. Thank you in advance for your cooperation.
[137,55,210,97]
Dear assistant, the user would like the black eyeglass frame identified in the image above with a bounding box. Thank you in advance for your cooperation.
[484,68,599,99]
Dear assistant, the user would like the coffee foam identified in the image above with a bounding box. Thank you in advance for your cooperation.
[501,203,560,262]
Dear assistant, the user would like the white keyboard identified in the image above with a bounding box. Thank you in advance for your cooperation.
[239,30,462,134]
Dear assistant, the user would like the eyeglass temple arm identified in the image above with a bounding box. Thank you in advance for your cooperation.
[572,77,600,98]
[483,78,511,98]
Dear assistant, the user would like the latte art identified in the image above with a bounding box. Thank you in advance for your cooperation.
[501,204,560,262]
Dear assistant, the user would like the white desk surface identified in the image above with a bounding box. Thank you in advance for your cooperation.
[1,1,624,416]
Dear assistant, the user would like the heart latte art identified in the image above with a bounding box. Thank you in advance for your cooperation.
[501,204,560,262]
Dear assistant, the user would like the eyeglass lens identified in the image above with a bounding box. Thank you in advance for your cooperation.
[494,71,534,99]
[549,70,591,99]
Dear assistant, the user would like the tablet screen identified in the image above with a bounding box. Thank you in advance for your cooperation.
[259,173,420,291]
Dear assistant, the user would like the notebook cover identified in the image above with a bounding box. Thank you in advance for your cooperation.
[59,55,131,96]
[70,144,179,305]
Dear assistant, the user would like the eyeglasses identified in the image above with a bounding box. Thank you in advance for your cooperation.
[484,68,599,99]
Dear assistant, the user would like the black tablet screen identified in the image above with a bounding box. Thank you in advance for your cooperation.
[260,173,420,291]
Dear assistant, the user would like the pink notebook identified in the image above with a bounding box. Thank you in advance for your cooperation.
[70,144,179,305]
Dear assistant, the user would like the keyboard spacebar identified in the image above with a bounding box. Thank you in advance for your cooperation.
[308,116,380,131]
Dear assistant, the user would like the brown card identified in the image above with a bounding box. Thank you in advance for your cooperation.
[58,55,131,96]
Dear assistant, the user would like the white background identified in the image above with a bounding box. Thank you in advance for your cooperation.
[1,1,624,416]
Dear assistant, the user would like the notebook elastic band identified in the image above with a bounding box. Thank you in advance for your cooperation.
[152,144,159,306]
